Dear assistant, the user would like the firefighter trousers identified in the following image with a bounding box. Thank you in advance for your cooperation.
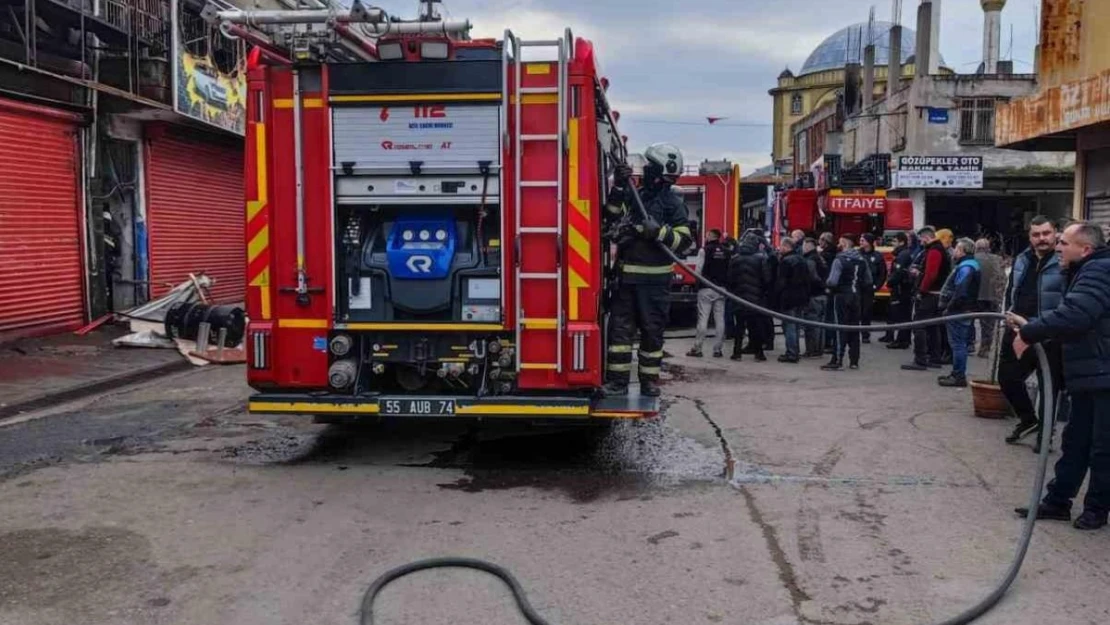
[607,281,671,387]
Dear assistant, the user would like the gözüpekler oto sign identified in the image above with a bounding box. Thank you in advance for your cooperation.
[895,156,984,189]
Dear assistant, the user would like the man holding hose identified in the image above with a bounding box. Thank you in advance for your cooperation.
[1010,222,1110,531]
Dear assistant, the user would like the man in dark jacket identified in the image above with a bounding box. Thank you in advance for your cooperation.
[603,144,693,397]
[760,229,779,352]
[1011,221,1110,531]
[689,229,731,358]
[902,226,952,371]
[738,228,778,353]
[1001,216,1066,449]
[883,232,915,348]
[823,234,872,370]
[775,237,812,363]
[859,233,888,343]
[818,232,838,352]
[937,238,982,387]
[802,238,828,358]
[727,233,772,361]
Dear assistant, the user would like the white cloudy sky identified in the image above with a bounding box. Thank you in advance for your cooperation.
[376,0,1041,174]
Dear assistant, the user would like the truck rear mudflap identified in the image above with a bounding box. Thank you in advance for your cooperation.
[249,388,659,421]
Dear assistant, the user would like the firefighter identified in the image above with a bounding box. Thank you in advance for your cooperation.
[603,143,693,397]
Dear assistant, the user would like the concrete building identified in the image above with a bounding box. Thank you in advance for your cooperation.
[793,0,1073,251]
[997,0,1110,227]
[768,19,953,175]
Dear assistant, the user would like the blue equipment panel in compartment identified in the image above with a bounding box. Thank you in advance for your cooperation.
[387,217,456,280]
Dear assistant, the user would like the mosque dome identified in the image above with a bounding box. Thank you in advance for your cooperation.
[799,21,944,76]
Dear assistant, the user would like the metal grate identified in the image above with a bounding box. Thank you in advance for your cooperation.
[100,0,170,55]
[179,4,240,72]
[960,98,995,145]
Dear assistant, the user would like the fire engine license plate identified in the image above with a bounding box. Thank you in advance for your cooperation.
[380,398,456,416]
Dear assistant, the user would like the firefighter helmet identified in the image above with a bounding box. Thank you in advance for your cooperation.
[643,143,684,181]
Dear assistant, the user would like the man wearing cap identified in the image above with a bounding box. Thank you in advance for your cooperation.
[859,233,888,344]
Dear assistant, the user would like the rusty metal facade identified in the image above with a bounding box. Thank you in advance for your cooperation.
[0,97,86,340]
[145,126,245,304]
[1039,0,1086,87]
[997,0,1110,147]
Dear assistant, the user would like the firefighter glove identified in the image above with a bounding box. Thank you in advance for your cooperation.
[637,216,662,241]
[614,163,633,187]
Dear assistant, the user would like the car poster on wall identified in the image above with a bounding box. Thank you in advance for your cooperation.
[172,0,247,135]
[895,156,984,189]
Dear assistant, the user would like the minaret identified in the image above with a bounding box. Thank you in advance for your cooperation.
[981,0,1007,74]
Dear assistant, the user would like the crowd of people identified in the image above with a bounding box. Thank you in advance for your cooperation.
[686,218,1110,532]
[689,224,999,379]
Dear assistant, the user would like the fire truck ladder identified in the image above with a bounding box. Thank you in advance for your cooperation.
[507,31,569,377]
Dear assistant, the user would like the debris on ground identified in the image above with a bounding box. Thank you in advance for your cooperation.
[105,274,247,365]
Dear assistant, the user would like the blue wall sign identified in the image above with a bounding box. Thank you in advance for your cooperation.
[927,107,949,124]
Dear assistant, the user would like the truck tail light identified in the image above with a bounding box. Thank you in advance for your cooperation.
[251,330,271,370]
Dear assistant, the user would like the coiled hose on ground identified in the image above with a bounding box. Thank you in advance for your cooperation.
[359,183,1057,625]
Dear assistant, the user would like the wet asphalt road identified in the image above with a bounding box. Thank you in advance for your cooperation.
[2,342,1110,625]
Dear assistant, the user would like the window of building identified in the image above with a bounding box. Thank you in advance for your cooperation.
[791,94,803,116]
[959,98,996,145]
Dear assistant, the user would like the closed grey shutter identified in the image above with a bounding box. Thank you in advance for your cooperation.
[1086,197,1110,227]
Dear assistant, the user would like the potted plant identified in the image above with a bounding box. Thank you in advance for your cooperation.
[970,319,1010,419]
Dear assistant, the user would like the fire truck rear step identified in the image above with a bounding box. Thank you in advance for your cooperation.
[248,388,659,420]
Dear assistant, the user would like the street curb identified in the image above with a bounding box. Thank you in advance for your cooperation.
[0,359,195,421]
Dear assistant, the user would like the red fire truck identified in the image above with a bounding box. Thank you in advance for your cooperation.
[214,1,659,421]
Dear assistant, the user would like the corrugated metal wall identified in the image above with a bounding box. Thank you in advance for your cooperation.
[0,98,86,339]
[146,127,245,303]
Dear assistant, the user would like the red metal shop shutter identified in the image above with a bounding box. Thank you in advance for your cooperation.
[146,127,245,303]
[0,98,86,340]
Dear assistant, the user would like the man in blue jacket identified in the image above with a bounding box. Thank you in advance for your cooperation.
[1001,216,1066,450]
[1010,221,1110,531]
[937,238,981,387]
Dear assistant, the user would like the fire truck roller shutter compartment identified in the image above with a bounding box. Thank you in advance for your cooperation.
[332,101,502,324]
[0,97,86,340]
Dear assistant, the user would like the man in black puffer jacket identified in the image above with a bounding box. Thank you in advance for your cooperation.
[1011,222,1110,531]
[774,237,813,363]
[802,238,829,358]
[727,233,772,361]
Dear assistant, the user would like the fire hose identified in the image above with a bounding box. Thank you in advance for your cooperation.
[359,182,1057,625]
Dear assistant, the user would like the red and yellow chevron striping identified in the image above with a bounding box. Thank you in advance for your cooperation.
[246,121,271,319]
[566,118,591,321]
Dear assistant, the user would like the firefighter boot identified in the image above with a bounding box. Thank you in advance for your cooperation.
[640,377,662,397]
[600,381,629,397]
